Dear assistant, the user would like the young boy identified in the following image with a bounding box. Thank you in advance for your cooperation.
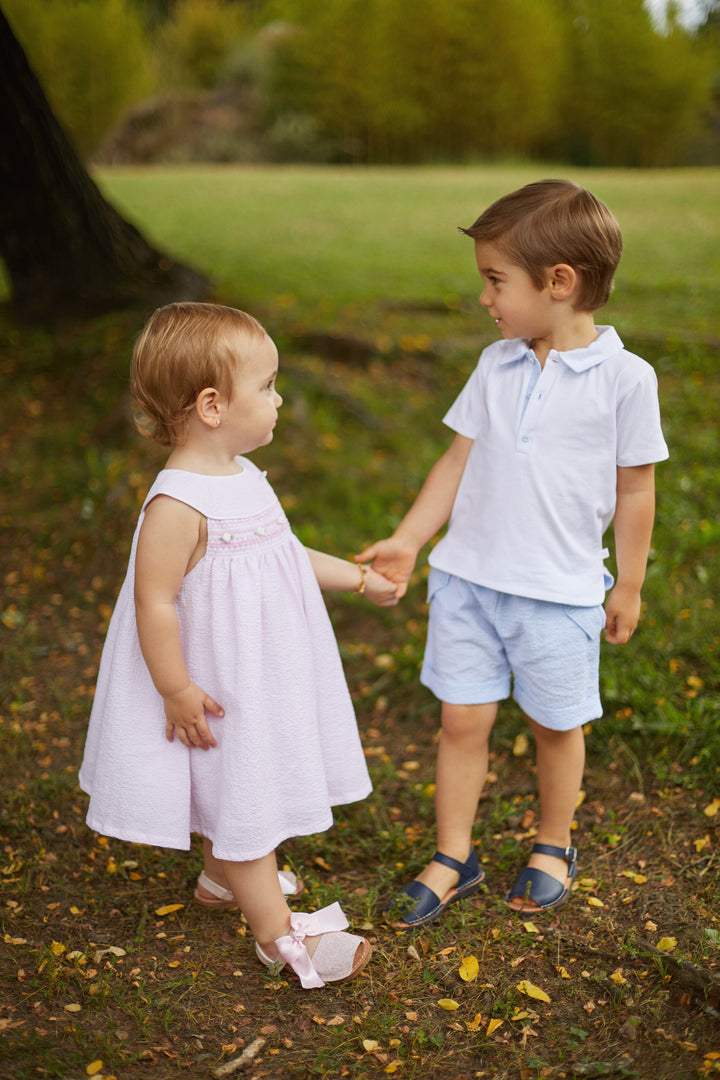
[358,179,668,924]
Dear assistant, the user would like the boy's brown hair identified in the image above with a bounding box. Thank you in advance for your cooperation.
[131,302,268,446]
[460,179,623,311]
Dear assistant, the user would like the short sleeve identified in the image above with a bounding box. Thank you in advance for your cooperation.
[443,361,484,438]
[616,368,669,466]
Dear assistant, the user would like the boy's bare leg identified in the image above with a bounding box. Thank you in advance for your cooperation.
[412,701,498,900]
[508,717,585,911]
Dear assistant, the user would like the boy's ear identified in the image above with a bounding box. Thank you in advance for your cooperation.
[195,387,222,428]
[548,263,578,300]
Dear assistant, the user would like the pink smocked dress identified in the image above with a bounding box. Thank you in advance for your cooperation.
[79,457,372,860]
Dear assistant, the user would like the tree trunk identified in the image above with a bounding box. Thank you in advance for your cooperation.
[0,9,209,323]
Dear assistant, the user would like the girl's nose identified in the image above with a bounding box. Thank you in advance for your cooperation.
[274,391,283,406]
[479,289,491,308]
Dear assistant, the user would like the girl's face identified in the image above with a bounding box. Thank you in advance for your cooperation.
[222,333,282,454]
[474,240,554,345]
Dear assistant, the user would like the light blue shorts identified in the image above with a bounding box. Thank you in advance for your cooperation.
[420,570,605,731]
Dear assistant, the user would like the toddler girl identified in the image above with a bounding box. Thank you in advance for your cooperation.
[79,302,398,987]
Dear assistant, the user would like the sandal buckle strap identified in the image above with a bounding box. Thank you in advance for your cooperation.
[431,847,479,882]
[530,843,578,864]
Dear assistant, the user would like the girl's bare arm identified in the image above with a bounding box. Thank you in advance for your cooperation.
[134,495,224,748]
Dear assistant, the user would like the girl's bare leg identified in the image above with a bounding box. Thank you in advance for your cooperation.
[220,851,291,955]
[198,835,230,897]
[413,701,497,899]
[507,717,585,912]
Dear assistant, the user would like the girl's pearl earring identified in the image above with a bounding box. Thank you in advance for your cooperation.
[216,419,221,427]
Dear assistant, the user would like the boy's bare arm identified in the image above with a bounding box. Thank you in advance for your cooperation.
[604,463,656,645]
[356,433,473,597]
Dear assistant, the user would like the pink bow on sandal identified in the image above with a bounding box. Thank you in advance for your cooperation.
[255,902,371,988]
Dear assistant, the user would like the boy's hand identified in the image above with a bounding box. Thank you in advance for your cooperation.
[603,584,642,645]
[363,567,401,607]
[163,683,224,749]
[355,538,418,599]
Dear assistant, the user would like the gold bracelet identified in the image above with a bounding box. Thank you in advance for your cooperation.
[354,563,369,594]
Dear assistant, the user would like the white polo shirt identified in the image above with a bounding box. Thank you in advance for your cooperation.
[429,326,669,606]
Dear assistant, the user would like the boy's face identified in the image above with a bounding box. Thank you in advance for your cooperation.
[474,240,554,344]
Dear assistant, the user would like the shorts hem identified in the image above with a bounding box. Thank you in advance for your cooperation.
[420,665,509,705]
[514,687,602,731]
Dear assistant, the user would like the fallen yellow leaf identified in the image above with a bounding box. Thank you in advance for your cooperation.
[64,1003,82,1013]
[465,1014,483,1031]
[384,1064,403,1074]
[438,999,460,1011]
[459,955,479,982]
[363,1039,380,1052]
[587,897,604,907]
[656,937,677,952]
[154,904,184,916]
[703,799,720,818]
[51,941,66,957]
[516,980,551,1003]
[487,1018,504,1035]
[522,922,539,934]
[557,966,571,979]
[610,969,628,985]
[513,733,529,756]
[86,1063,103,1077]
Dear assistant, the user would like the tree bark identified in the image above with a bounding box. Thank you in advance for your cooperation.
[0,9,209,323]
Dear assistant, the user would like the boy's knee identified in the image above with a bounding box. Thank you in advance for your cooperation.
[441,701,497,739]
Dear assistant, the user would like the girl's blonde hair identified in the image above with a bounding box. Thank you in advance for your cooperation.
[460,179,623,311]
[130,302,268,446]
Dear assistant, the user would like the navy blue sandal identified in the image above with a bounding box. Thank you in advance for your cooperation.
[506,843,578,914]
[385,848,485,929]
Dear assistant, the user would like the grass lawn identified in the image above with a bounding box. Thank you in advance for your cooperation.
[1,165,718,1080]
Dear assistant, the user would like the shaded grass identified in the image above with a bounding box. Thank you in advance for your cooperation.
[1,166,719,1079]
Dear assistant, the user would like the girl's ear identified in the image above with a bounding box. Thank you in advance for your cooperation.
[548,263,577,300]
[195,387,222,428]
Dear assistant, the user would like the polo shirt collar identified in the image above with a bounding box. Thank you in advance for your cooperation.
[498,326,623,371]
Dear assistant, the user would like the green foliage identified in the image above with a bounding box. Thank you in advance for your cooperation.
[262,0,717,164]
[557,0,716,166]
[156,0,250,89]
[3,0,154,156]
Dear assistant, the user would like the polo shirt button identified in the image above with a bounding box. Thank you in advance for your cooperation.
[521,434,530,443]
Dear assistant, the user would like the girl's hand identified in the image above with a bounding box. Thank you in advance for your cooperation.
[363,567,401,607]
[163,683,225,749]
[355,538,418,599]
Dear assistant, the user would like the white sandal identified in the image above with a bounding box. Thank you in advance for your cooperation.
[255,902,372,989]
[194,868,303,910]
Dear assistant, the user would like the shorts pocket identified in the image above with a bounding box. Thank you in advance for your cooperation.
[562,603,606,640]
[426,568,453,605]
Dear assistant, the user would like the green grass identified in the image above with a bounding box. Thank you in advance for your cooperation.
[1,165,719,1080]
[92,164,720,341]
